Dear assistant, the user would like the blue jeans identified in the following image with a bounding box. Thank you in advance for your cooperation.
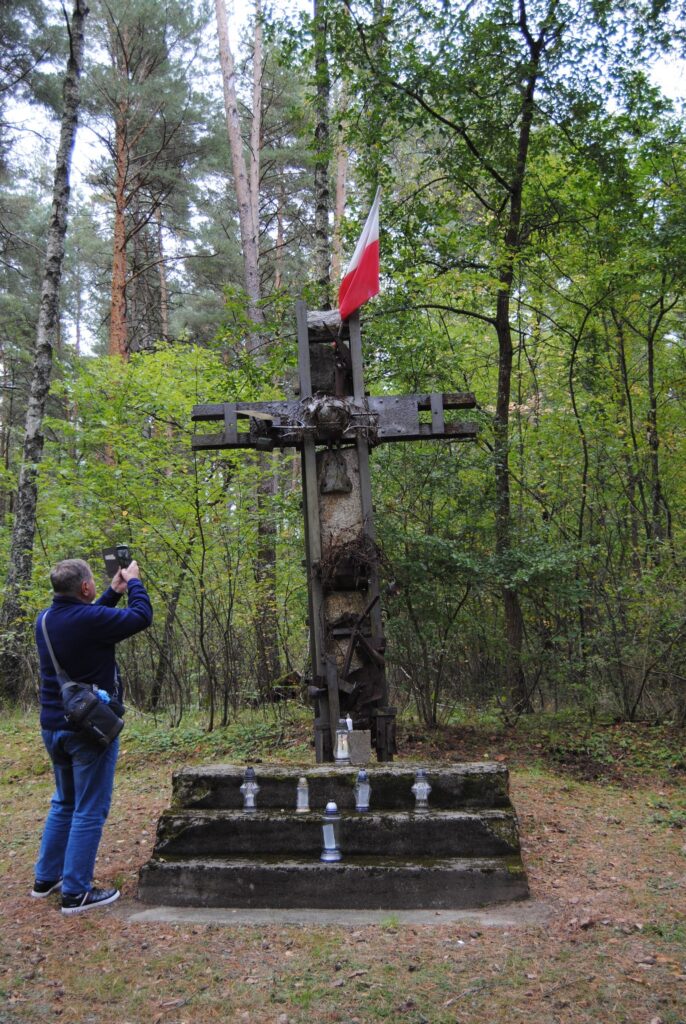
[35,729,119,895]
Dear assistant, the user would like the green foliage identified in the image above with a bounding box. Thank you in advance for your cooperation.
[1,338,307,718]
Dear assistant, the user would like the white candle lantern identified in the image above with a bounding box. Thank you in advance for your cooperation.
[411,768,431,812]
[334,720,351,765]
[354,769,371,812]
[295,776,310,813]
[320,801,342,862]
[240,766,260,811]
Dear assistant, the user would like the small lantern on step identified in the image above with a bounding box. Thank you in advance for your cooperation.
[320,801,342,862]
[240,766,260,812]
[334,720,351,765]
[354,769,371,812]
[411,768,431,812]
[295,776,310,813]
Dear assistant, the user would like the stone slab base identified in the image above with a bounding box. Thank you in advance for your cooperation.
[171,762,511,811]
[152,808,521,859]
[138,856,529,910]
[138,761,530,911]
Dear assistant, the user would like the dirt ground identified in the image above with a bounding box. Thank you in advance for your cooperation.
[1,714,685,1024]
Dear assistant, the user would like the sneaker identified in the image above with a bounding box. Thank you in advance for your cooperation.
[61,887,120,916]
[31,878,62,898]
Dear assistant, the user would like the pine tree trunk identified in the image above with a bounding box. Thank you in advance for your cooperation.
[275,185,284,289]
[156,203,170,342]
[331,82,348,287]
[0,0,88,703]
[109,105,128,356]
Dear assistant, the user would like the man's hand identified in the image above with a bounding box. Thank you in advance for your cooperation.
[110,569,128,594]
[121,560,140,583]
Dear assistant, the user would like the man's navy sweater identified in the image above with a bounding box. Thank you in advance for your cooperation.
[36,578,153,732]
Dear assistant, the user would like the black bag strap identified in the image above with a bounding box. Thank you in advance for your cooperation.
[41,609,63,674]
[41,609,79,693]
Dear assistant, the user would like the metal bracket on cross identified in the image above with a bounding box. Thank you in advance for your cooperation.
[191,392,477,451]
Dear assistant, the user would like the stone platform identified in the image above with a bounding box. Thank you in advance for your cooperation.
[137,763,529,910]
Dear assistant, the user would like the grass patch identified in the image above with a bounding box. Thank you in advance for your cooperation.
[120,714,306,764]
[646,792,686,830]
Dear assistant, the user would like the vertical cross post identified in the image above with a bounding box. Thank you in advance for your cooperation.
[296,301,395,761]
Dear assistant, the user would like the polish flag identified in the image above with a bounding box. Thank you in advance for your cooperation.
[338,188,381,322]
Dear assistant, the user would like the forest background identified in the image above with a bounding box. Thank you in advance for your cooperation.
[2,0,686,734]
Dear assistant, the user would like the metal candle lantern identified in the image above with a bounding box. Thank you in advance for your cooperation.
[411,768,431,812]
[295,776,310,813]
[240,766,260,812]
[320,801,342,862]
[334,720,351,765]
[354,769,371,812]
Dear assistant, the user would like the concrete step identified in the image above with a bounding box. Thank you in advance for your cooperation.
[171,762,511,812]
[138,855,529,910]
[152,808,522,859]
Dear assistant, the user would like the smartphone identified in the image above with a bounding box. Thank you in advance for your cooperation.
[102,545,132,578]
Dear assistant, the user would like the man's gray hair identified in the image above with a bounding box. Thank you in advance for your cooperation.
[50,558,93,595]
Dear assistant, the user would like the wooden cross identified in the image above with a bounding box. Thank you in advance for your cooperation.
[192,302,478,761]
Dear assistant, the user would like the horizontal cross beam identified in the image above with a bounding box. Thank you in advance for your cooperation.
[192,392,478,452]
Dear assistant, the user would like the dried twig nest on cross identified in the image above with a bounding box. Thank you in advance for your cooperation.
[317,529,382,591]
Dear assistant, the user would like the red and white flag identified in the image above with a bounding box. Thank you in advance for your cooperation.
[338,188,381,322]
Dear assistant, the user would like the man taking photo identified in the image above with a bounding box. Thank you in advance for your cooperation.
[32,556,152,915]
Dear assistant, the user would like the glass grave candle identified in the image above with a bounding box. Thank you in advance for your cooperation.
[354,769,371,812]
[411,768,431,812]
[240,766,260,812]
[295,776,310,813]
[334,720,351,765]
[320,801,342,862]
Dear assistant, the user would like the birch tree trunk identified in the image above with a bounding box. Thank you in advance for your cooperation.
[0,0,88,703]
[249,0,262,259]
[215,0,262,336]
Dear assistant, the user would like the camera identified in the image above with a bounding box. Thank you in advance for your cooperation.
[102,544,132,578]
